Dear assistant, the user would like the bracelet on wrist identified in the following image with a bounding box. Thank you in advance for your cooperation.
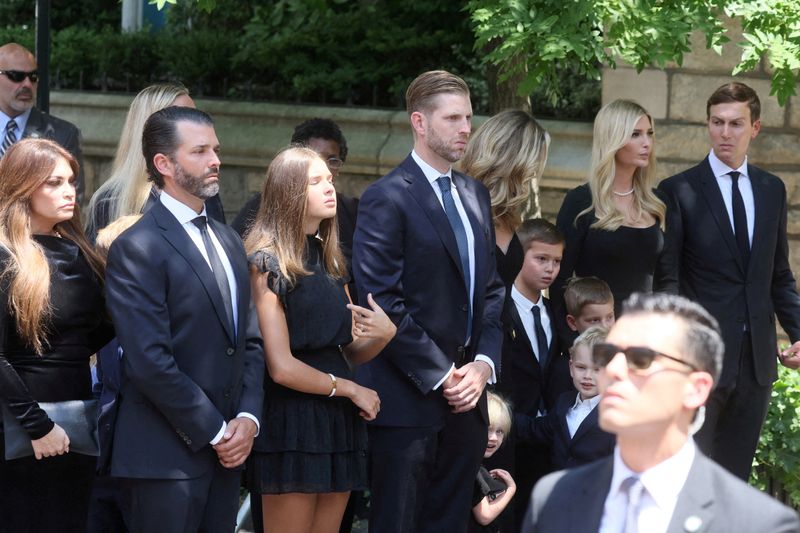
[327,373,337,398]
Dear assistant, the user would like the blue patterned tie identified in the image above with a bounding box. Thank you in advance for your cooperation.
[0,119,17,158]
[436,176,472,341]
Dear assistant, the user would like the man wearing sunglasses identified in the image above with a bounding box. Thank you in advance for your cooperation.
[523,292,799,533]
[0,42,84,200]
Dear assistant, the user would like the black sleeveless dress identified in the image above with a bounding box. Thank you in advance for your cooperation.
[247,236,367,494]
[0,235,113,533]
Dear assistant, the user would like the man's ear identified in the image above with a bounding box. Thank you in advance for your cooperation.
[410,111,427,137]
[751,118,761,139]
[153,153,172,179]
[684,371,714,411]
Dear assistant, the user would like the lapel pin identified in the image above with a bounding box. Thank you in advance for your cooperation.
[511,328,516,340]
[683,515,703,532]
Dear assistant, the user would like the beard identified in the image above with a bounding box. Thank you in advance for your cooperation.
[426,126,465,164]
[173,162,219,200]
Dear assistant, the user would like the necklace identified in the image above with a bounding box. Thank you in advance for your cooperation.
[613,188,635,197]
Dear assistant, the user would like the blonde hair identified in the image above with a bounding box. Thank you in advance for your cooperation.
[579,99,665,231]
[461,110,550,228]
[487,391,512,435]
[95,214,141,259]
[245,146,346,285]
[0,139,104,352]
[570,325,609,357]
[405,70,469,115]
[86,83,190,230]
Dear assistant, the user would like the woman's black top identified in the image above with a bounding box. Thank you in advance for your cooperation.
[0,236,113,439]
[496,232,524,287]
[551,184,669,341]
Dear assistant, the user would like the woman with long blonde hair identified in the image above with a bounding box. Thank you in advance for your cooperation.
[461,109,550,285]
[552,99,669,341]
[245,146,395,533]
[85,83,224,241]
[0,139,113,533]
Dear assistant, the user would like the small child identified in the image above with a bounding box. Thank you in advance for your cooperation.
[515,326,615,470]
[470,392,516,533]
[563,276,615,334]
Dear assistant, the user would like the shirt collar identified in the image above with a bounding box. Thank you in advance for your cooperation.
[511,283,543,310]
[572,393,601,410]
[709,149,748,179]
[411,149,452,185]
[0,108,31,136]
[608,438,696,511]
[159,189,208,225]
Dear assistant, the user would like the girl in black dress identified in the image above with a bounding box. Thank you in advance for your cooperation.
[552,99,669,342]
[245,146,396,533]
[0,139,112,533]
[461,110,550,285]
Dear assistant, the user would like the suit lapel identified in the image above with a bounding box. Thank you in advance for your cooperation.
[747,165,768,278]
[666,453,715,533]
[695,159,746,274]
[576,457,614,532]
[152,202,236,343]
[570,403,599,443]
[210,217,246,343]
[455,173,487,303]
[21,108,52,139]
[507,298,542,376]
[403,157,467,283]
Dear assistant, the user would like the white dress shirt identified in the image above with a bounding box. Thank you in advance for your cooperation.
[708,149,754,245]
[510,284,552,363]
[410,151,496,387]
[160,191,259,443]
[565,393,601,438]
[599,439,696,533]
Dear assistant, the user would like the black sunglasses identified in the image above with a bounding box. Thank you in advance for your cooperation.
[592,342,698,372]
[0,70,39,83]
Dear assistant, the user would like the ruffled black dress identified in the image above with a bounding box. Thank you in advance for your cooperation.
[0,235,113,533]
[247,235,367,494]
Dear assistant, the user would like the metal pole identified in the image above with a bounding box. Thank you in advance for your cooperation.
[35,0,51,113]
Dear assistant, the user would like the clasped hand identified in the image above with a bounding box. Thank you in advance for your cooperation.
[779,340,800,369]
[443,361,492,413]
[213,417,258,469]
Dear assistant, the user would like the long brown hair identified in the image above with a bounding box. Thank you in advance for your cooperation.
[245,146,346,285]
[0,139,105,352]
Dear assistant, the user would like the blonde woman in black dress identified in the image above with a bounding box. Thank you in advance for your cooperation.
[245,146,395,533]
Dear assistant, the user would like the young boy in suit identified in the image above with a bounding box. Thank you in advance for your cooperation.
[515,326,615,470]
[563,276,615,334]
[494,218,573,530]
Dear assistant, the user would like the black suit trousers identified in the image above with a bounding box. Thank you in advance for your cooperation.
[368,407,487,533]
[694,332,771,480]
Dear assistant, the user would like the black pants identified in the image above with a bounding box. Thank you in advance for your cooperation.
[119,462,240,533]
[694,332,771,480]
[368,408,487,533]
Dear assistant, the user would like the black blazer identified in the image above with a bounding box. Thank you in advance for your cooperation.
[523,450,800,532]
[104,201,264,479]
[514,390,615,470]
[659,158,800,386]
[497,294,573,416]
[23,107,84,201]
[353,154,505,426]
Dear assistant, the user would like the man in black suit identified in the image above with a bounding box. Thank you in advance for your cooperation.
[524,293,800,532]
[0,43,85,199]
[105,106,264,532]
[353,70,504,533]
[658,82,800,480]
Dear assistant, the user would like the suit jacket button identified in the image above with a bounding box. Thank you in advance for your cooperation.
[461,304,468,312]
[457,345,465,355]
[226,347,234,356]
[186,439,192,445]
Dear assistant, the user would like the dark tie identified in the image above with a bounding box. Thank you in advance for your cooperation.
[621,475,644,533]
[436,176,472,340]
[729,171,750,268]
[192,216,235,334]
[532,305,549,369]
[0,119,17,157]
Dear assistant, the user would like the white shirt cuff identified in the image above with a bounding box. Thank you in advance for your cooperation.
[237,412,261,437]
[210,421,226,445]
[474,355,497,384]
[433,363,456,390]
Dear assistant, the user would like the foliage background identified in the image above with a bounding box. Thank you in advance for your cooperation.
[0,0,600,118]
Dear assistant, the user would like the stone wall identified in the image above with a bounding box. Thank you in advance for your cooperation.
[51,92,590,223]
[602,20,800,271]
